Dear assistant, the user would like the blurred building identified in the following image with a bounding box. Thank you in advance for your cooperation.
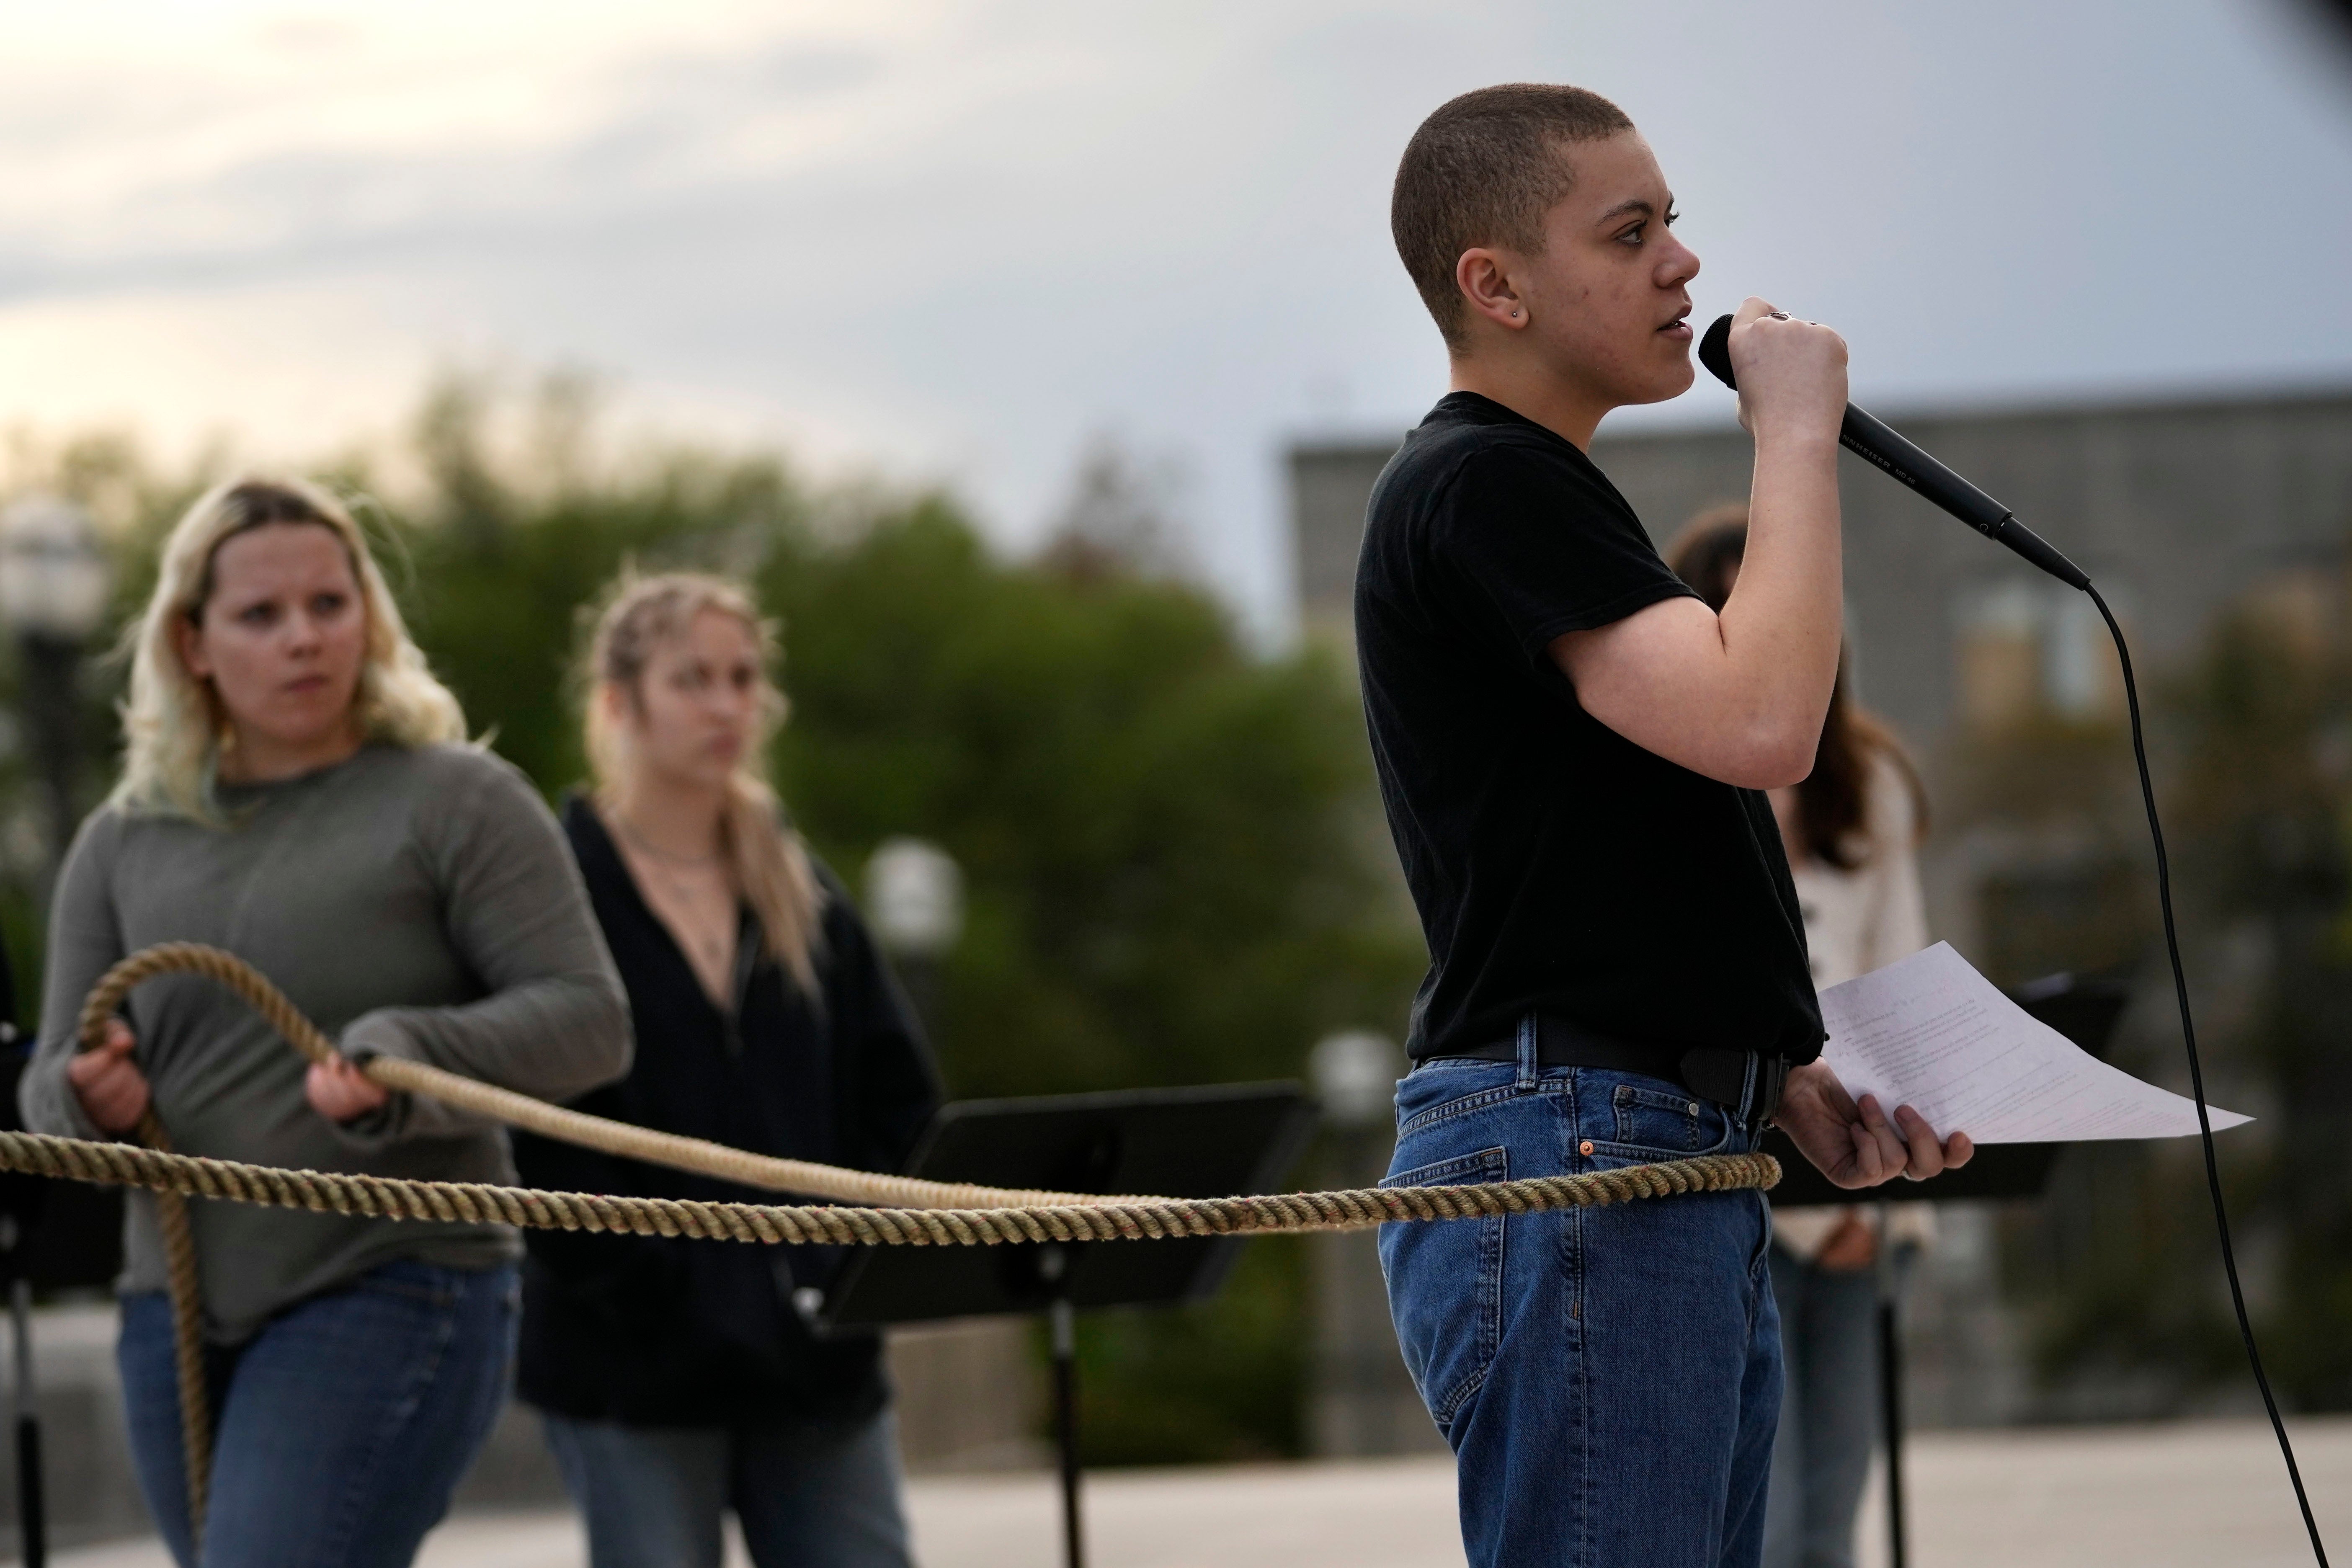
[1290,386,2352,1428]
[1295,388,2352,724]
[1295,388,2352,962]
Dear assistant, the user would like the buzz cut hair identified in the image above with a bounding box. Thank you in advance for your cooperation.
[1392,84,1635,351]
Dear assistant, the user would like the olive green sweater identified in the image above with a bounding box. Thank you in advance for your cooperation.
[21,744,630,1344]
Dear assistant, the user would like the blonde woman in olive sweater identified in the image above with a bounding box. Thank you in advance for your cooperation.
[23,478,629,1568]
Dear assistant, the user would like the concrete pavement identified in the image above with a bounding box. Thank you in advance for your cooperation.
[39,1416,2352,1568]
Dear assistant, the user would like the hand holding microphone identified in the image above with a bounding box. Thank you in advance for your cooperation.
[1697,307,2089,590]
[1722,296,1848,448]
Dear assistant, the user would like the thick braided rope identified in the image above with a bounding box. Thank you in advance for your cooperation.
[126,1108,209,1539]
[0,1130,1778,1243]
[70,941,1136,1537]
[80,945,1129,1210]
[72,940,1778,1536]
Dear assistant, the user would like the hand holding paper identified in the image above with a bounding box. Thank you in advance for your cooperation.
[1816,943,2250,1145]
[1774,1060,1973,1188]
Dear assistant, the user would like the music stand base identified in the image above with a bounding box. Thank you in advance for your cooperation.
[815,1085,1313,1568]
[11,1275,44,1568]
[1875,1199,1906,1568]
[1051,1294,1082,1568]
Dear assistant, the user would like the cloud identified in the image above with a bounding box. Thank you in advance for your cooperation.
[0,278,434,459]
[0,0,2348,640]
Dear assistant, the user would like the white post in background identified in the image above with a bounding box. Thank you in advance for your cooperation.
[862,836,1047,1475]
[1308,1029,1437,1457]
[864,836,964,1033]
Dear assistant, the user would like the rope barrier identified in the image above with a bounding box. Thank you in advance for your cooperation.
[0,1130,1777,1246]
[78,944,1126,1213]
[64,943,1780,1543]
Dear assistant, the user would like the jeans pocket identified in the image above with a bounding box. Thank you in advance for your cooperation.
[1596,1080,1734,1163]
[1393,1059,1517,1137]
[1377,1145,1507,1431]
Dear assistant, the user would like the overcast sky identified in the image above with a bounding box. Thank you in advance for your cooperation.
[3,0,2349,638]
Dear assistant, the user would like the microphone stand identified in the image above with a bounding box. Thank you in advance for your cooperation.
[0,1011,45,1568]
[1873,1198,1905,1568]
[1,1214,43,1568]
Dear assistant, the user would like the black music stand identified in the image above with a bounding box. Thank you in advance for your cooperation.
[1761,972,2130,1568]
[818,1083,1315,1568]
[0,1032,126,1568]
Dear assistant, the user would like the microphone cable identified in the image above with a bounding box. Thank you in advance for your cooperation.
[2092,585,2329,1567]
[1702,315,2324,1561]
[1697,311,2329,1558]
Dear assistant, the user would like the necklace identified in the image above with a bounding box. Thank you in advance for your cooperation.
[611,812,739,997]
[611,812,723,868]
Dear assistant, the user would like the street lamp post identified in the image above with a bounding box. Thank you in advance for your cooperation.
[1308,1028,1427,1457]
[0,494,108,1568]
[0,496,112,898]
[864,836,965,1033]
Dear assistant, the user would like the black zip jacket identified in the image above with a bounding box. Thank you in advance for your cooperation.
[513,796,941,1426]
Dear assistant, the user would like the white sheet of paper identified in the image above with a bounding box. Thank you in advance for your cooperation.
[1817,942,2251,1144]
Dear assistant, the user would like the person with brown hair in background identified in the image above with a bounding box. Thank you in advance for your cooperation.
[21,476,631,1568]
[1670,507,1934,1568]
[513,571,939,1568]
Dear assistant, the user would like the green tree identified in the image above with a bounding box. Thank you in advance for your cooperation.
[382,400,1419,1460]
[368,393,1418,1113]
[2166,596,2352,1408]
[14,383,1418,1461]
[1982,580,2352,1414]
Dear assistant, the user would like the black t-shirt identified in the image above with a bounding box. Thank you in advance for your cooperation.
[1355,392,1823,1064]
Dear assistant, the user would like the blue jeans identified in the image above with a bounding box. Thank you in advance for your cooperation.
[1761,1242,1908,1568]
[541,1406,914,1568]
[119,1259,519,1568]
[1378,1026,1782,1568]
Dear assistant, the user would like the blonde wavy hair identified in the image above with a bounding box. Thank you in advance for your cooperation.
[580,570,825,993]
[113,476,468,823]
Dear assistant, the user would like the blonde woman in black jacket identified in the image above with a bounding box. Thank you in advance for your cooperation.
[513,572,940,1568]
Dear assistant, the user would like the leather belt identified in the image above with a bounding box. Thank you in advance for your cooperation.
[1441,1014,1788,1124]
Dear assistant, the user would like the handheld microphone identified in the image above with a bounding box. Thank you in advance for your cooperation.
[1696,313,2089,592]
[1694,312,2334,1565]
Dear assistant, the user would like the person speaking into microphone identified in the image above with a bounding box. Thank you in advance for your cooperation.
[1358,85,1971,1568]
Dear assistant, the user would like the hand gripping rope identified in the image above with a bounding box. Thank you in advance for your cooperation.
[10,944,1780,1543]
